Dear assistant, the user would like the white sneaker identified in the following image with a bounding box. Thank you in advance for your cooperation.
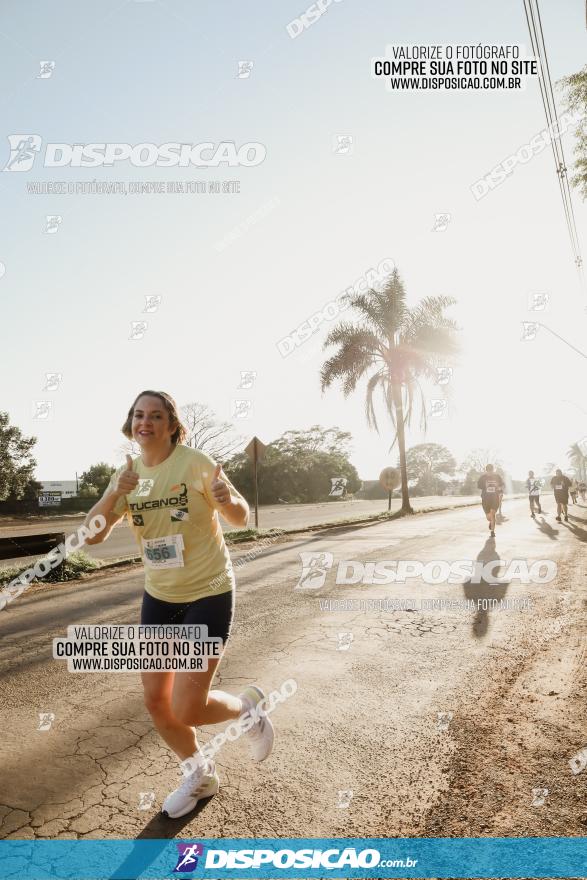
[239,685,275,763]
[161,757,219,819]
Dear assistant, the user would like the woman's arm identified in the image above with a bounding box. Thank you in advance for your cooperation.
[84,456,139,544]
[216,495,249,528]
[83,490,125,544]
[209,464,249,528]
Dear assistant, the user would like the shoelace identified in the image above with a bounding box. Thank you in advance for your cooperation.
[178,760,212,795]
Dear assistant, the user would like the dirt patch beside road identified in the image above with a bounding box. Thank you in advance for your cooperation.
[423,549,587,839]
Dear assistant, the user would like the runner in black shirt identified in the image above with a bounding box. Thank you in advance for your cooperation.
[477,464,505,538]
[550,469,571,522]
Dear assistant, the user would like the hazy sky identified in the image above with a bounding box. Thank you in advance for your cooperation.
[1,0,586,483]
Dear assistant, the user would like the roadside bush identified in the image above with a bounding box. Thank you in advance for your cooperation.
[0,549,102,587]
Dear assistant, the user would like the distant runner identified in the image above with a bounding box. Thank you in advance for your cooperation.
[477,464,505,538]
[550,468,571,523]
[83,390,274,820]
[579,480,587,503]
[526,470,542,518]
[570,478,579,504]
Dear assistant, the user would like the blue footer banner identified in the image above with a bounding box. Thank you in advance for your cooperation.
[0,837,586,879]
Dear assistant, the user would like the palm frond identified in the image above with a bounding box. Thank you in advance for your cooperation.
[320,325,383,395]
[365,370,388,433]
[343,292,389,336]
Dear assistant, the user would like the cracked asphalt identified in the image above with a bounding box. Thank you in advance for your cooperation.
[1,496,586,844]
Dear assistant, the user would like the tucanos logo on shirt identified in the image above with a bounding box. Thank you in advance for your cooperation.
[130,482,188,512]
[132,514,145,526]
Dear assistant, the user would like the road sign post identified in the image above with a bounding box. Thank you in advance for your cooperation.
[244,436,268,529]
[253,441,259,528]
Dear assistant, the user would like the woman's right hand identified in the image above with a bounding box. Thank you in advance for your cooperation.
[114,454,140,497]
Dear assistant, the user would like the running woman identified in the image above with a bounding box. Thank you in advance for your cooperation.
[550,468,571,523]
[477,464,504,538]
[569,478,579,504]
[526,470,542,518]
[83,390,274,818]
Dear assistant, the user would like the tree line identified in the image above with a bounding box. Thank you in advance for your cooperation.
[2,407,584,509]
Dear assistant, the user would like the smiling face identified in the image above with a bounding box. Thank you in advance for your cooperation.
[131,395,175,449]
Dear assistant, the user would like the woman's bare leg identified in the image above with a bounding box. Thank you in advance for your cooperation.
[142,656,243,761]
[171,658,242,731]
[141,670,198,759]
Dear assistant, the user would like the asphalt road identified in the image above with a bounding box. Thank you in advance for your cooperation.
[1,494,488,567]
[1,496,586,846]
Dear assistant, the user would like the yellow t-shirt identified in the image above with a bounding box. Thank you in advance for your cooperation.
[107,444,245,603]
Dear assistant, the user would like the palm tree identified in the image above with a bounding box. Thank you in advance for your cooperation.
[567,442,587,481]
[320,268,459,513]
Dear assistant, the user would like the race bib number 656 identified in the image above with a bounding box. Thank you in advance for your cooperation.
[142,534,185,569]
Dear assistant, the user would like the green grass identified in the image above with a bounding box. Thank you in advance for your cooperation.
[225,527,286,545]
[0,549,102,587]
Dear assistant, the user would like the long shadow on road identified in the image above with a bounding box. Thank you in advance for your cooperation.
[462,537,509,638]
[534,515,560,540]
[565,516,587,543]
[108,801,215,879]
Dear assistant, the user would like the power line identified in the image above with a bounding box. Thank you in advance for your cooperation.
[529,0,583,267]
[535,0,585,272]
[535,321,587,358]
[523,0,587,295]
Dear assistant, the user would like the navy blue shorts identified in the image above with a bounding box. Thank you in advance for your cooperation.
[140,589,234,644]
